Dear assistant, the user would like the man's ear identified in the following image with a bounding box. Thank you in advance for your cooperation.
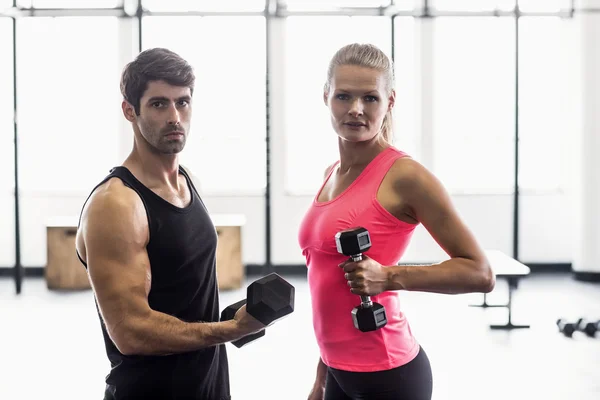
[122,100,137,122]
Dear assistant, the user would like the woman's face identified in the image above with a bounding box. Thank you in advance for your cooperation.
[324,65,394,143]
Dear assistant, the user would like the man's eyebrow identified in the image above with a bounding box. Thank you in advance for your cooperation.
[146,96,191,103]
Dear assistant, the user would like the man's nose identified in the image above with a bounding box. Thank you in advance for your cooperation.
[167,105,181,125]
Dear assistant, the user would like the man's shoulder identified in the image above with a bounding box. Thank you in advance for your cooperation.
[81,177,146,232]
[87,177,140,212]
[76,176,149,262]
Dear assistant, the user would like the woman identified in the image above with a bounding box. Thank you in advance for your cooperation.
[298,43,495,400]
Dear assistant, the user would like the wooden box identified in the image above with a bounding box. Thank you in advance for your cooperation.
[46,218,91,291]
[45,214,246,291]
[212,214,246,291]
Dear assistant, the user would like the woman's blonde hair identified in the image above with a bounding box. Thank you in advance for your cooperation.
[324,43,395,144]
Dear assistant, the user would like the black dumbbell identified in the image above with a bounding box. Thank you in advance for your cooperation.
[576,318,599,337]
[220,273,295,348]
[556,318,577,337]
[335,227,387,333]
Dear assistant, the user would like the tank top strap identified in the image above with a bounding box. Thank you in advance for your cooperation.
[359,146,409,194]
[314,160,341,203]
[107,166,153,198]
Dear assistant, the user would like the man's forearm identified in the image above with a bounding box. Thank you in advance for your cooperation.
[116,310,242,356]
[385,258,495,295]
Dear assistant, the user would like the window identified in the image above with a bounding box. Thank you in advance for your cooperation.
[430,0,515,11]
[0,18,13,195]
[519,0,570,12]
[392,16,418,159]
[18,0,121,7]
[142,0,265,12]
[0,17,13,266]
[142,16,267,194]
[281,0,392,11]
[433,17,516,193]
[430,0,570,12]
[395,0,417,11]
[16,17,121,193]
[284,16,392,194]
[518,17,577,191]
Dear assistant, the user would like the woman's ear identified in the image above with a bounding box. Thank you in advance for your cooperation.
[388,89,396,112]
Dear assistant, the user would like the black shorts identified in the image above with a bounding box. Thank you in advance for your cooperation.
[324,346,433,400]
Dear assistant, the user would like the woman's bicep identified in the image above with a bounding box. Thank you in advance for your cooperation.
[398,161,486,262]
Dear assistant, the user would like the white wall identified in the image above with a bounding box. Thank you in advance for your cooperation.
[0,12,587,270]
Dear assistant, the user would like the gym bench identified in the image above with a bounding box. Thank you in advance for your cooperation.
[469,250,531,330]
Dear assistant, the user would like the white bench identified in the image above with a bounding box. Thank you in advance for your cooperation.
[469,250,531,330]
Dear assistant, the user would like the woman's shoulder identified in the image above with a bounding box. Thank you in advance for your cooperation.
[386,153,436,193]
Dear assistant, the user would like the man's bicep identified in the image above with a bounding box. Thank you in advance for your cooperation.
[83,194,152,336]
[86,237,151,305]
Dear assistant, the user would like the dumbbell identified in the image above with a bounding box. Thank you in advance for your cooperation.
[335,227,387,333]
[220,273,295,348]
[556,318,577,337]
[576,318,599,337]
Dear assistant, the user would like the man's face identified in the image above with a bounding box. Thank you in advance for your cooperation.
[132,80,192,154]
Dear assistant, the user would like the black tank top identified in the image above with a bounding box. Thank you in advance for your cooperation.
[77,166,230,400]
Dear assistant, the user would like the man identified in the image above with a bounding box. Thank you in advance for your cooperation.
[75,48,265,400]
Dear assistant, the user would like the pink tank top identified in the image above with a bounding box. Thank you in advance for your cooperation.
[297,146,420,372]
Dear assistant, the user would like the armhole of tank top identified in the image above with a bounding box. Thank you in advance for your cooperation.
[371,151,417,229]
[371,151,409,202]
[76,175,114,267]
[120,179,153,245]
[77,171,154,265]
[102,172,154,245]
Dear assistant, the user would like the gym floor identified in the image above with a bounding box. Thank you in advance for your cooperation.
[1,273,599,400]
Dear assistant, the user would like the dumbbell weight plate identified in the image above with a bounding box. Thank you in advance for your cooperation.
[246,273,295,326]
[220,299,266,348]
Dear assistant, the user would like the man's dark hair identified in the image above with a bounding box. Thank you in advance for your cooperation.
[120,48,195,115]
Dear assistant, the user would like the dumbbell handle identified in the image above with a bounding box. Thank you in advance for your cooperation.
[350,254,373,308]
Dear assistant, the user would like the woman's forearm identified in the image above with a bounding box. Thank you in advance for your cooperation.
[385,257,495,294]
[312,357,328,389]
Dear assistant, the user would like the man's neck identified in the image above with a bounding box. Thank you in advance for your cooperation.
[124,143,181,190]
